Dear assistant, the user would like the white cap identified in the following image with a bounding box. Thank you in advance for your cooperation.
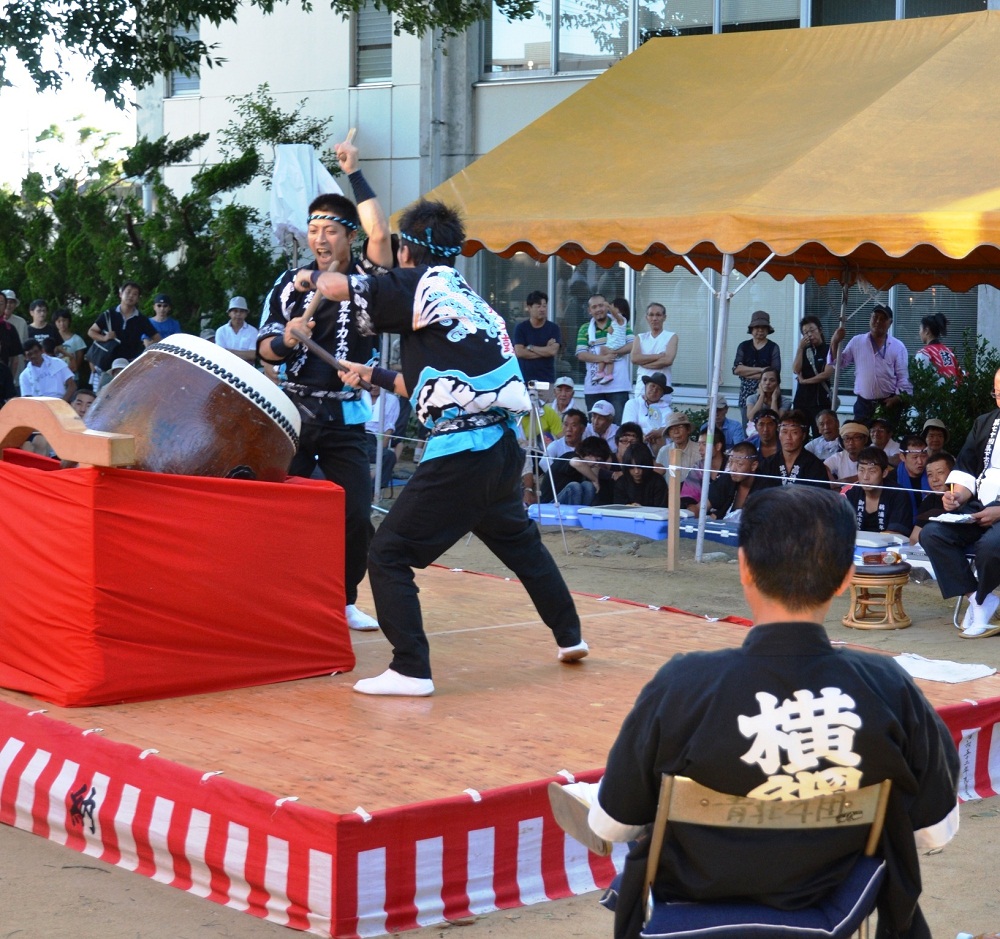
[1,289,15,300]
[554,376,575,389]
[589,400,614,417]
[228,295,249,310]
[110,357,130,370]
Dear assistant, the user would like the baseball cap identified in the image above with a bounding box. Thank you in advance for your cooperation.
[228,295,249,311]
[589,400,615,417]
[153,293,172,305]
[110,358,130,370]
[554,376,575,389]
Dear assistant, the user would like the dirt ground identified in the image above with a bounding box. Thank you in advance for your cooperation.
[3,523,1000,938]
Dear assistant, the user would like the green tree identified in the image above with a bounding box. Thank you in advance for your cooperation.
[0,0,537,106]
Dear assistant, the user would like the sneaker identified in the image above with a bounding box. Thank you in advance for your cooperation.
[558,640,589,663]
[353,668,435,696]
[547,781,611,856]
[346,604,379,631]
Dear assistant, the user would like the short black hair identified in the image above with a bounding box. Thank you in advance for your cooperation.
[562,407,588,428]
[920,312,948,339]
[576,436,612,460]
[754,408,780,425]
[120,280,141,294]
[29,299,48,311]
[927,451,955,471]
[799,315,825,338]
[616,421,644,443]
[71,387,96,402]
[856,446,889,470]
[397,199,465,267]
[23,338,41,353]
[525,290,548,306]
[739,487,856,611]
[900,434,926,452]
[729,441,758,460]
[53,308,72,323]
[307,193,360,232]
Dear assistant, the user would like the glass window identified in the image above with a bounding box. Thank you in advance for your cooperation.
[553,258,625,383]
[893,285,979,361]
[557,0,628,72]
[356,1,392,83]
[640,0,713,40]
[484,1,553,73]
[722,0,800,32]
[168,26,200,97]
[479,251,551,336]
[904,0,986,17]
[811,0,894,26]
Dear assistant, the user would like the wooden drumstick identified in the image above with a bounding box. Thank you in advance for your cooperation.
[289,327,374,392]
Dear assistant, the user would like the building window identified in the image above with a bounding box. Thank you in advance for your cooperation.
[721,0,800,32]
[811,0,894,26]
[168,26,200,97]
[903,0,987,16]
[484,0,553,73]
[557,0,628,72]
[356,1,392,84]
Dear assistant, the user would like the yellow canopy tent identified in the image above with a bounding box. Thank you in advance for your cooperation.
[427,10,1000,292]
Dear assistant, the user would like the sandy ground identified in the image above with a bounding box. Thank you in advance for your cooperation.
[3,522,1000,938]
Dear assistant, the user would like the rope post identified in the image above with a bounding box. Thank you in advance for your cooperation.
[666,448,681,572]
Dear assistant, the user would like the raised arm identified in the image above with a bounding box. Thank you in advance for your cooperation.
[337,137,393,270]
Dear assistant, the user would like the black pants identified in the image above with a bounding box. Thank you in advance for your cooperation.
[368,428,582,678]
[920,518,1000,604]
[289,411,373,607]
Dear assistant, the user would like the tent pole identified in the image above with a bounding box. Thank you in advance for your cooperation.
[695,252,734,562]
[831,280,849,412]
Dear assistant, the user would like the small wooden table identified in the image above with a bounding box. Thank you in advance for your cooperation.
[843,562,913,630]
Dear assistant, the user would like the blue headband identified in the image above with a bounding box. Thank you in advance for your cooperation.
[308,213,359,232]
[399,227,462,258]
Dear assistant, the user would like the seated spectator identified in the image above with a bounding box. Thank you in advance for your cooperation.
[844,446,913,536]
[519,397,562,452]
[910,451,955,545]
[611,422,646,485]
[708,441,763,521]
[561,436,615,506]
[584,399,618,444]
[365,386,400,494]
[557,486,958,939]
[870,417,902,466]
[70,386,96,420]
[654,411,701,481]
[921,418,949,455]
[551,376,576,421]
[824,421,870,484]
[804,409,842,460]
[19,339,76,401]
[894,434,931,525]
[758,409,829,486]
[614,443,668,507]
[744,367,784,432]
[622,372,673,450]
[98,357,131,390]
[682,434,726,511]
[745,407,780,459]
[699,396,746,449]
[539,408,588,502]
[215,296,259,363]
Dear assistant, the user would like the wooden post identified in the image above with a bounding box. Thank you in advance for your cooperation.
[667,447,681,572]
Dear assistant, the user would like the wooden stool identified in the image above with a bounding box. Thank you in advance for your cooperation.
[843,562,912,630]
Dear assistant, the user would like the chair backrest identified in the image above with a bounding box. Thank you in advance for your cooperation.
[643,775,892,915]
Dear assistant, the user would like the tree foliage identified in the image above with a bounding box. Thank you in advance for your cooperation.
[0,0,538,106]
[0,124,277,334]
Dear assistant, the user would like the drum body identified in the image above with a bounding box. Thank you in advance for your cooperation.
[86,334,301,480]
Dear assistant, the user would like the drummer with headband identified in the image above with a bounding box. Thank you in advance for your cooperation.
[292,199,587,697]
[258,135,392,634]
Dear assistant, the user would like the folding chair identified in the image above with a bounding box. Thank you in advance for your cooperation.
[614,775,892,939]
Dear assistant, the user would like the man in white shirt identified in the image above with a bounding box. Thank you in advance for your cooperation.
[19,339,76,400]
[215,296,259,363]
[805,409,842,460]
[824,421,870,485]
[365,386,401,494]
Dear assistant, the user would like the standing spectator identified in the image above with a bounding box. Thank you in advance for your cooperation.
[843,447,913,537]
[804,409,841,460]
[744,366,784,430]
[630,301,677,400]
[215,296,259,363]
[87,282,160,390]
[622,371,673,450]
[698,396,746,449]
[513,290,560,395]
[921,418,949,454]
[2,289,28,382]
[829,304,911,424]
[914,313,961,382]
[149,293,182,339]
[551,376,576,421]
[0,297,23,376]
[27,299,60,344]
[53,309,86,380]
[792,315,833,428]
[19,339,76,400]
[575,293,633,421]
[824,421,870,485]
[732,310,781,425]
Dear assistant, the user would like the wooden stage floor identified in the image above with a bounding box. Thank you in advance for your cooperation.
[3,565,999,817]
